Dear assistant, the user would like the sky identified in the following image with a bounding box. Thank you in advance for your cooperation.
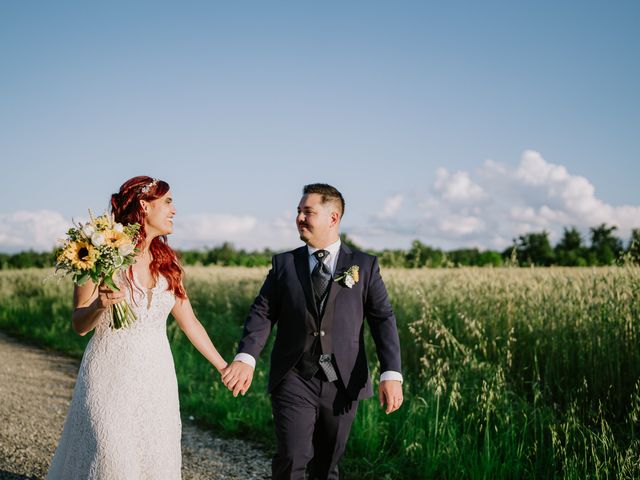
[1,1,639,253]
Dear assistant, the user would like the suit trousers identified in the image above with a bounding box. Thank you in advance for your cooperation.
[271,369,359,480]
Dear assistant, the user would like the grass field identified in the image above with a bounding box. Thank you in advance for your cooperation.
[1,265,639,479]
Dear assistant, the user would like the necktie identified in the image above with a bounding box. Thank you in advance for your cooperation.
[311,249,331,311]
[310,249,338,382]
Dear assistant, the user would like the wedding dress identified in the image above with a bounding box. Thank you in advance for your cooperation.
[47,271,181,479]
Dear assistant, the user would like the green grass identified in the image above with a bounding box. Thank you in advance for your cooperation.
[1,266,639,479]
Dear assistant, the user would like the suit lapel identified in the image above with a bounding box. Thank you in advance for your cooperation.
[324,243,353,314]
[293,246,318,319]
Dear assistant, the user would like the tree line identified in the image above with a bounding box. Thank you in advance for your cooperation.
[375,224,640,268]
[1,223,638,270]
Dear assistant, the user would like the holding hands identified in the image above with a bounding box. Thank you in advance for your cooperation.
[220,361,403,414]
[221,361,254,397]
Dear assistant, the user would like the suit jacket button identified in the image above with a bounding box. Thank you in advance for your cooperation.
[313,331,319,337]
[320,330,325,337]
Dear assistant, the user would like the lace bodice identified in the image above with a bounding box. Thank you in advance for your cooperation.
[93,270,176,336]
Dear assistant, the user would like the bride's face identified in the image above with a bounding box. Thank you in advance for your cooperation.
[143,190,176,237]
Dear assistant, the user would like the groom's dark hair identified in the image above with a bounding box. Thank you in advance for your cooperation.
[303,183,345,218]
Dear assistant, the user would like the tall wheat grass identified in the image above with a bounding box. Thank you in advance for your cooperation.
[1,266,638,479]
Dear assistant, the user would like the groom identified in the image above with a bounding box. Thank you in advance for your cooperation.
[222,183,403,480]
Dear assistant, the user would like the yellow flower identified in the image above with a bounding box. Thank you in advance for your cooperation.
[351,266,360,283]
[56,248,67,264]
[92,213,112,231]
[63,240,98,270]
[335,265,360,288]
[104,229,128,248]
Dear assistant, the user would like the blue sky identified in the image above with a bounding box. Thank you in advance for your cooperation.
[1,1,639,252]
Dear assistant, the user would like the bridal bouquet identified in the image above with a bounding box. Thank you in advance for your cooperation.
[55,211,141,329]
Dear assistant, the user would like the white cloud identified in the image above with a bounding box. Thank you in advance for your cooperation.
[355,150,640,250]
[438,215,485,236]
[516,150,569,186]
[482,158,508,176]
[171,212,299,251]
[0,210,300,253]
[0,210,71,252]
[3,151,638,253]
[375,194,404,219]
[434,168,487,204]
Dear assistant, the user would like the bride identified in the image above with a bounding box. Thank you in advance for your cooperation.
[47,176,228,479]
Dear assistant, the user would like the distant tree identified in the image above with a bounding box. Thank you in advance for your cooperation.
[626,228,640,264]
[378,249,407,268]
[4,250,55,269]
[448,248,503,267]
[501,246,518,266]
[178,250,205,266]
[513,231,555,266]
[176,243,272,267]
[0,253,8,269]
[477,250,503,267]
[4,224,639,270]
[589,224,623,265]
[448,248,480,266]
[554,227,588,266]
[405,240,423,268]
[406,240,445,268]
[204,242,235,265]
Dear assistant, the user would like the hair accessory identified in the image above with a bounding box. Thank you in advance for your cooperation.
[141,179,159,194]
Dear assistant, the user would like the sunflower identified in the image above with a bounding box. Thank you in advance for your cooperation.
[63,240,98,270]
[104,229,128,248]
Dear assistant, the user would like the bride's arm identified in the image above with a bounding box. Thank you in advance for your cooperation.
[171,296,228,374]
[72,281,124,336]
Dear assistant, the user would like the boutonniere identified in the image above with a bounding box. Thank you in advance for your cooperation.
[334,265,360,288]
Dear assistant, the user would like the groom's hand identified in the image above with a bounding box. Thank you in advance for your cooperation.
[379,380,403,414]
[221,361,254,397]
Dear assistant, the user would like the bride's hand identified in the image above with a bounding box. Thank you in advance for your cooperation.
[221,361,254,397]
[214,361,229,375]
[96,285,126,310]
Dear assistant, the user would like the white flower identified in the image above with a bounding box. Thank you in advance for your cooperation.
[113,254,124,268]
[91,232,105,247]
[335,265,360,288]
[118,243,134,256]
[113,223,124,232]
[82,224,95,238]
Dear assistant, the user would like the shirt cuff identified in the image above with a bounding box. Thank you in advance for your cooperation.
[234,353,256,368]
[380,371,403,383]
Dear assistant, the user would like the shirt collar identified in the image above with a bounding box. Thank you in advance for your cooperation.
[307,238,341,258]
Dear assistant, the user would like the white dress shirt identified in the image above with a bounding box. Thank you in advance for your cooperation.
[235,239,403,383]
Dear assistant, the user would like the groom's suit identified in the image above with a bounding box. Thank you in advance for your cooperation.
[236,241,402,479]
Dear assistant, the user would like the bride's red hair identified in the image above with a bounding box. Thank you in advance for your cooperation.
[110,176,186,300]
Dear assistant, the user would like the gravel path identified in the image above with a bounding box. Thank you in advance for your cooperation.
[0,332,271,479]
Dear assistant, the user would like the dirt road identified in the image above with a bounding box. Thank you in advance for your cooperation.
[0,332,270,479]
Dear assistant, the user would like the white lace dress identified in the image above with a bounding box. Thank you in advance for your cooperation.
[47,272,181,479]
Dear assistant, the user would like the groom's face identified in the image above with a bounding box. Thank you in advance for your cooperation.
[296,193,339,247]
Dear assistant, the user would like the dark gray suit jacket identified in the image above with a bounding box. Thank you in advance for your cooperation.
[237,243,402,400]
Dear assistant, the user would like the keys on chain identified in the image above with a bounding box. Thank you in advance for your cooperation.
[319,354,338,382]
